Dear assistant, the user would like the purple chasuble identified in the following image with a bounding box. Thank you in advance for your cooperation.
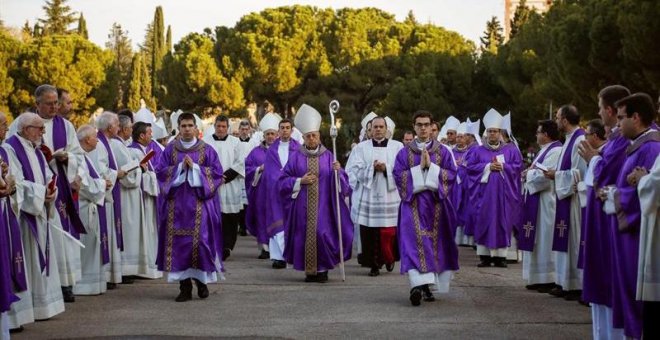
[155,139,224,273]
[0,148,25,311]
[465,142,520,249]
[518,141,562,251]
[552,128,585,252]
[460,144,479,237]
[5,135,50,274]
[264,138,300,238]
[580,128,628,306]
[50,116,86,238]
[97,131,124,250]
[279,145,353,275]
[244,144,270,244]
[451,146,470,230]
[83,156,110,264]
[610,129,659,339]
[393,140,459,275]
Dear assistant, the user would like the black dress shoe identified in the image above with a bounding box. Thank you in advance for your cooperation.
[121,276,135,284]
[410,287,423,306]
[385,263,395,272]
[107,282,117,290]
[493,257,508,268]
[564,290,582,301]
[368,267,380,277]
[238,228,248,236]
[525,284,541,290]
[258,250,270,259]
[304,274,319,283]
[477,255,492,267]
[421,284,435,302]
[272,260,286,269]
[62,286,75,303]
[536,283,556,293]
[549,287,567,297]
[9,326,24,333]
[175,279,193,302]
[193,279,209,299]
[317,272,328,283]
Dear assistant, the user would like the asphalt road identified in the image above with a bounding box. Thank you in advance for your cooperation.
[14,236,591,339]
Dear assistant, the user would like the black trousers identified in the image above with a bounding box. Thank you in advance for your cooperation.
[238,205,247,231]
[222,212,240,250]
[644,301,660,339]
[359,225,398,268]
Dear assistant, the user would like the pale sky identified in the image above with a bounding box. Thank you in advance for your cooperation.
[1,0,505,48]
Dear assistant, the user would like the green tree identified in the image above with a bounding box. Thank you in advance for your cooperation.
[77,13,88,39]
[11,34,112,123]
[39,0,77,35]
[0,31,23,113]
[151,6,165,100]
[480,16,503,54]
[127,53,142,112]
[166,25,172,54]
[509,0,532,39]
[95,23,133,110]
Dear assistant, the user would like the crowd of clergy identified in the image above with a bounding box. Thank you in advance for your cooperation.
[0,83,658,339]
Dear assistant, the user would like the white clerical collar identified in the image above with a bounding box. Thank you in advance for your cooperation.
[539,141,554,149]
[280,140,290,145]
[631,128,655,144]
[305,145,321,154]
[17,133,39,149]
[565,126,578,137]
[181,137,198,149]
[415,139,430,149]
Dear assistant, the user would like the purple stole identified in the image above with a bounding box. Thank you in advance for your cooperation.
[552,129,585,252]
[0,147,27,291]
[128,142,156,205]
[83,156,110,264]
[97,131,124,250]
[50,116,86,238]
[5,135,50,274]
[518,141,562,251]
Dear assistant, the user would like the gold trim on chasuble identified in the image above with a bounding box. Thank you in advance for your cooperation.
[305,156,320,275]
[407,146,445,272]
[164,147,204,271]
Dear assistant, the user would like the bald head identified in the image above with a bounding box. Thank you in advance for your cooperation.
[16,112,44,144]
[77,124,99,152]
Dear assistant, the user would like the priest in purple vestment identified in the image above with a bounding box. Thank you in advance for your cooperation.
[263,119,300,269]
[465,109,521,268]
[245,113,281,259]
[155,112,224,302]
[604,93,660,339]
[393,110,459,306]
[576,85,630,339]
[279,104,353,283]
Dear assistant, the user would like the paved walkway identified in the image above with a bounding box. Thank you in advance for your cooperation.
[14,237,591,339]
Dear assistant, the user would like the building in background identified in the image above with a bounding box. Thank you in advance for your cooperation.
[504,0,553,38]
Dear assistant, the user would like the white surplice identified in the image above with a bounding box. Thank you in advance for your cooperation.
[128,144,162,279]
[73,153,109,295]
[109,139,143,276]
[203,135,244,214]
[553,128,587,290]
[347,139,403,227]
[522,142,561,284]
[3,137,65,327]
[91,136,121,284]
[636,154,660,301]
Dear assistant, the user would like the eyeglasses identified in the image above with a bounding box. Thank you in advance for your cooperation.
[415,123,431,128]
[27,125,46,131]
[39,101,59,107]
